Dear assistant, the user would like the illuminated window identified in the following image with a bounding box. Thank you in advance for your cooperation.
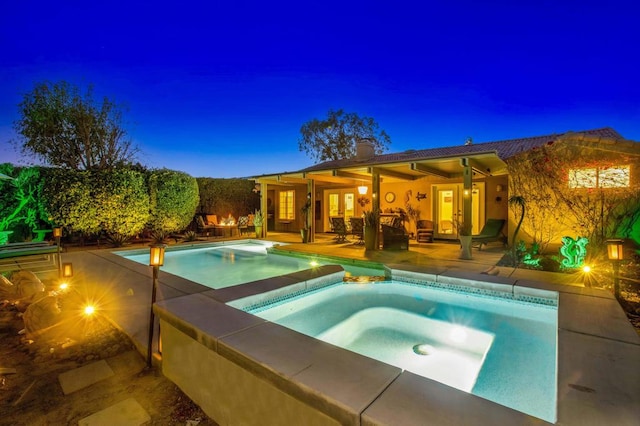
[568,166,629,188]
[279,190,295,220]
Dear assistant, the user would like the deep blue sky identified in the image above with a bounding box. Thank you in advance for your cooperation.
[1,1,638,178]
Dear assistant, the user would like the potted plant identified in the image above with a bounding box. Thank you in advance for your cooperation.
[300,196,312,243]
[363,209,379,250]
[253,209,264,238]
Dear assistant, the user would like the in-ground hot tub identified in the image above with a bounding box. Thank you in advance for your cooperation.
[236,280,557,422]
[151,256,639,426]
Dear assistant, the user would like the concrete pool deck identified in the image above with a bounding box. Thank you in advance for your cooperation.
[52,234,639,425]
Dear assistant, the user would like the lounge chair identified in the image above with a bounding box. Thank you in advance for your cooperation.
[349,217,364,245]
[416,220,434,243]
[195,214,220,236]
[330,217,348,243]
[472,219,507,250]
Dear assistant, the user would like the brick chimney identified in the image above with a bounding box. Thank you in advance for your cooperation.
[355,138,375,161]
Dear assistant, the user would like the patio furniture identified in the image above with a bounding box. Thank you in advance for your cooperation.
[416,220,434,243]
[349,217,364,245]
[330,217,348,243]
[472,218,507,250]
[195,214,220,236]
[382,224,409,250]
[237,216,249,235]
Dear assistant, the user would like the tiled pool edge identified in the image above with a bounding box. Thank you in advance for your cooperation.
[156,265,640,425]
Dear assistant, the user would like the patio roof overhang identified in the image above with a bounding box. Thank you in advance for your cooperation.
[252,150,507,188]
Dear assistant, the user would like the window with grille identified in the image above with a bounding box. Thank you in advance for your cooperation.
[279,190,295,220]
[568,166,629,188]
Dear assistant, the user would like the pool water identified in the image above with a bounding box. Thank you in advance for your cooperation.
[115,241,383,289]
[241,281,558,423]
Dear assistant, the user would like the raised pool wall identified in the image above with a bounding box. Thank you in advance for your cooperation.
[153,263,640,425]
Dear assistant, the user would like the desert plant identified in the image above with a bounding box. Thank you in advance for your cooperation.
[253,210,264,226]
[363,209,379,228]
[105,232,130,247]
[150,231,166,244]
[182,230,198,242]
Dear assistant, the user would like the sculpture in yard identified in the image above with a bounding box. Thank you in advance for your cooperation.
[560,236,589,269]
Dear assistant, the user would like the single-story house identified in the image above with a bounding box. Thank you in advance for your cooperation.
[252,127,639,251]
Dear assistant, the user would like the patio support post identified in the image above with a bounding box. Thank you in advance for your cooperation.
[307,179,315,243]
[372,169,381,249]
[259,181,268,238]
[461,158,473,235]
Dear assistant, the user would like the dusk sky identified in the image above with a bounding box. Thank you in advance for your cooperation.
[1,1,638,178]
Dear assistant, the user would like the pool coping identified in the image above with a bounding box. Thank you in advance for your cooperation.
[152,261,640,425]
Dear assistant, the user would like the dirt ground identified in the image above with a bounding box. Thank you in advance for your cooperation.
[0,302,218,425]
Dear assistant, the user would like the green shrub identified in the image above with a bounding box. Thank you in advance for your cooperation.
[539,256,561,272]
[196,178,259,217]
[91,169,149,238]
[148,169,199,233]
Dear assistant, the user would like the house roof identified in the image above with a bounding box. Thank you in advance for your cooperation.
[254,127,632,185]
[299,127,624,173]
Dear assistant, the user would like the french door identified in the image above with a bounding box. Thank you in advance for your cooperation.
[328,191,355,230]
[432,184,484,239]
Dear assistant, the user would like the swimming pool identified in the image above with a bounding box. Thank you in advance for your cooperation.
[238,280,558,422]
[115,240,383,289]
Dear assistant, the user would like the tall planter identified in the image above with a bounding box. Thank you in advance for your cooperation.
[364,226,377,250]
[459,235,473,260]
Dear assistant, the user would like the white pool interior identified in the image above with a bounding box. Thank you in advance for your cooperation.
[238,281,558,422]
[115,240,383,289]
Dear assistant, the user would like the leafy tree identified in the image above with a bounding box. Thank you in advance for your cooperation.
[298,109,391,162]
[148,169,199,233]
[14,81,138,170]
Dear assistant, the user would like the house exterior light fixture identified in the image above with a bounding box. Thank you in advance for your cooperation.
[147,244,167,367]
[358,186,368,195]
[606,239,624,300]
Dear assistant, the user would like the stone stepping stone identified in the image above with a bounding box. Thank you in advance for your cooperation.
[58,360,114,395]
[78,397,150,425]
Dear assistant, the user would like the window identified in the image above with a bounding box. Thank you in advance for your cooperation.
[279,190,295,220]
[569,166,629,188]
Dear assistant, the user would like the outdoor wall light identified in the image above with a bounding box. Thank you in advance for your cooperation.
[358,185,368,195]
[496,184,503,192]
[416,192,427,201]
[147,244,167,367]
[606,239,624,300]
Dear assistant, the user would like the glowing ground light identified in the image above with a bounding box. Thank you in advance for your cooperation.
[582,265,591,273]
[59,283,69,291]
[450,326,468,343]
[413,343,436,355]
[309,260,319,267]
[84,305,96,316]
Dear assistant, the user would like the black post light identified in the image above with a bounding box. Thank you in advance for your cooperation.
[606,239,624,300]
[53,227,62,276]
[147,244,167,368]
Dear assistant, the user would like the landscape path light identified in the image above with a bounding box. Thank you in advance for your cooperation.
[147,244,167,367]
[53,227,62,276]
[606,239,624,300]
